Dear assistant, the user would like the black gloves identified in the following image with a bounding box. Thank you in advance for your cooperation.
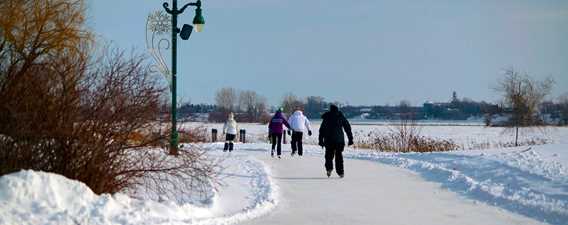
[348,139,354,146]
[308,130,312,136]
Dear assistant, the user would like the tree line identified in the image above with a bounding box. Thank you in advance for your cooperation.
[182,75,567,125]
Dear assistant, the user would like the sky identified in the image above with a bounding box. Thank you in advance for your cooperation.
[86,0,568,106]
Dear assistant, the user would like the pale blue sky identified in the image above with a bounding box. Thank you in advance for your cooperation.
[87,0,568,105]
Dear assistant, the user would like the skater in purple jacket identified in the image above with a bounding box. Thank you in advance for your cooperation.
[268,108,291,158]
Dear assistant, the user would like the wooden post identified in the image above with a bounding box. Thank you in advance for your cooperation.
[240,129,246,143]
[211,129,217,142]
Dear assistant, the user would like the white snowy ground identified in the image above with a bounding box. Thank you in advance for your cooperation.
[0,148,278,225]
[216,143,567,225]
[1,124,568,225]
[181,122,568,148]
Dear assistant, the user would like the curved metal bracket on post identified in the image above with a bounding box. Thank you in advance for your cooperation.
[178,1,200,14]
[163,1,200,15]
[162,3,175,14]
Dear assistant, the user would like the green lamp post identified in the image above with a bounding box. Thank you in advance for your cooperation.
[163,0,205,155]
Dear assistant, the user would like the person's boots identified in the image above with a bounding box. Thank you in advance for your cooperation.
[326,170,332,178]
[223,143,229,152]
[229,142,234,152]
[271,149,274,157]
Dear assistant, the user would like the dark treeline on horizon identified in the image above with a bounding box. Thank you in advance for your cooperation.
[176,91,567,125]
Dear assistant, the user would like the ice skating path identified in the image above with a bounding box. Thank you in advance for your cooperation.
[216,144,547,225]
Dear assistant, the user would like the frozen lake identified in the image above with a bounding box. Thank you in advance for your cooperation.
[181,122,568,150]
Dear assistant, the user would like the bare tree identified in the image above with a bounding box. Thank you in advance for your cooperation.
[398,100,416,120]
[236,90,269,122]
[215,87,237,113]
[253,95,269,123]
[495,68,554,146]
[239,90,257,113]
[255,95,268,115]
[281,93,304,115]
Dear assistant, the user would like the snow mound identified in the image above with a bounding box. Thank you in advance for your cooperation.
[0,170,216,225]
[0,170,98,225]
[0,155,279,225]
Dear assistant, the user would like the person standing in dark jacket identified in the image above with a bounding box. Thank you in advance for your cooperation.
[268,109,291,158]
[318,104,353,178]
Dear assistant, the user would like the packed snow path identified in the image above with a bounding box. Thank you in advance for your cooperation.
[212,144,547,225]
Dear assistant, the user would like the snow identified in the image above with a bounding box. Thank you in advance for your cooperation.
[181,122,568,149]
[208,142,567,225]
[339,146,568,225]
[0,152,279,225]
[1,123,568,225]
[236,146,547,225]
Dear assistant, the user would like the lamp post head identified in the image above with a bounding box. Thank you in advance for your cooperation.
[193,7,205,32]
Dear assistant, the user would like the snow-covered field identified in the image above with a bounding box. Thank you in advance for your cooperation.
[182,122,568,148]
[1,123,567,225]
[343,145,568,225]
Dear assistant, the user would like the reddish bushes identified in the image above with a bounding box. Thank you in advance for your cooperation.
[0,0,217,197]
[179,126,209,143]
[355,120,459,152]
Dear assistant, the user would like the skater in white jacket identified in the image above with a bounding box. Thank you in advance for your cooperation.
[223,112,238,152]
[288,109,312,156]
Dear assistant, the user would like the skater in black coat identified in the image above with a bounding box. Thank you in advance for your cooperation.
[318,104,354,178]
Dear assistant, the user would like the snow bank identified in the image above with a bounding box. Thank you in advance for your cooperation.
[192,152,279,225]
[0,170,215,225]
[338,145,568,225]
[0,154,279,225]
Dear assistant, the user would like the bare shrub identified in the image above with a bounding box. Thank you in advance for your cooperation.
[0,0,217,198]
[123,146,220,205]
[465,138,549,150]
[355,129,549,151]
[359,119,459,152]
[179,125,209,143]
[208,111,227,123]
[371,132,460,153]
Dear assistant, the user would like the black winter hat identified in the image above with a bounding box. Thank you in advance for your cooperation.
[329,104,339,112]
